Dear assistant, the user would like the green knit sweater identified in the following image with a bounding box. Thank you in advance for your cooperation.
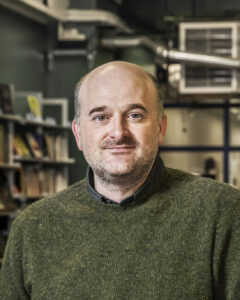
[0,167,240,300]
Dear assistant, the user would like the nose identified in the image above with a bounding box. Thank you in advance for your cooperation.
[109,115,129,140]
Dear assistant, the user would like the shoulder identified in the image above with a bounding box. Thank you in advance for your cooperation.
[162,167,240,211]
[165,167,239,194]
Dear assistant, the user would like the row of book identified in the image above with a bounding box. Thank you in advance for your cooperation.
[0,84,14,115]
[0,170,16,211]
[0,83,42,118]
[0,124,5,163]
[0,167,67,211]
[13,132,69,161]
[19,167,67,197]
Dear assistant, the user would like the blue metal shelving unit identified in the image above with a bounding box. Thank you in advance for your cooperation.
[160,101,240,183]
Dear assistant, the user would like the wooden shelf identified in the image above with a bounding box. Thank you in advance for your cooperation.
[14,156,75,164]
[0,209,17,216]
[0,163,21,169]
[12,193,24,199]
[0,113,21,122]
[0,0,65,25]
[17,118,72,131]
[0,113,71,130]
[13,194,45,200]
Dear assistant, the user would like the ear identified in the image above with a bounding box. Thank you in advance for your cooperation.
[72,120,83,151]
[158,114,167,146]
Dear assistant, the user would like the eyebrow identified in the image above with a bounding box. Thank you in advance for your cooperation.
[88,103,148,116]
[88,106,108,116]
[126,104,147,113]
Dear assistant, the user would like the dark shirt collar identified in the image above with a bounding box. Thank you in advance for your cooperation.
[87,155,165,206]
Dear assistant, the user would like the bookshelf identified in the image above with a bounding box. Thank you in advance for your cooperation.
[0,163,21,169]
[3,116,74,198]
[14,157,75,164]
[0,92,75,262]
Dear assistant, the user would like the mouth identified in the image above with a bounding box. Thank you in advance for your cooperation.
[105,146,136,153]
[106,146,135,149]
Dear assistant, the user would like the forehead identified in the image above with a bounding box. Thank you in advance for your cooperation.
[79,65,157,113]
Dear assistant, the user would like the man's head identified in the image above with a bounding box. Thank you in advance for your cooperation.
[72,61,167,184]
[74,64,164,123]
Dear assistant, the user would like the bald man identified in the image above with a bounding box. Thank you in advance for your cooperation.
[1,61,240,299]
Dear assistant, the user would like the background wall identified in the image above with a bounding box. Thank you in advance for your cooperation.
[0,3,96,183]
[161,108,240,186]
[0,6,47,92]
[0,0,239,186]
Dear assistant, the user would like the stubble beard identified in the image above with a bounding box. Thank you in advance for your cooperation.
[83,140,158,188]
[93,154,156,187]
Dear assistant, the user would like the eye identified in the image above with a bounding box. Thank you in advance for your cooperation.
[128,113,143,120]
[92,115,107,122]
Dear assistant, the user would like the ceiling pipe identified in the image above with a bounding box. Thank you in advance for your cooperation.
[101,36,240,69]
[2,1,239,68]
[167,50,240,68]
[0,1,132,32]
[65,10,133,33]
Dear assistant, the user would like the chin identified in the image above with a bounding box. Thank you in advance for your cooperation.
[101,162,134,176]
[107,168,133,177]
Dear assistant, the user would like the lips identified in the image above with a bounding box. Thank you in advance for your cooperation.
[104,146,136,153]
[106,146,135,149]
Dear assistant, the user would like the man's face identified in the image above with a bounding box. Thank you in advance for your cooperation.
[72,65,167,182]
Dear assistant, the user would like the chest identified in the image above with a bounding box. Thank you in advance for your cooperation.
[25,211,214,299]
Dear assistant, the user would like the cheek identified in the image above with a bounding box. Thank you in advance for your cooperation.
[80,129,103,150]
[136,125,159,144]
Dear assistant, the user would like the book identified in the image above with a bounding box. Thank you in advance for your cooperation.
[60,135,69,159]
[0,84,14,114]
[45,133,69,161]
[55,169,67,192]
[13,169,24,196]
[0,124,4,163]
[0,170,16,211]
[23,166,41,197]
[25,133,43,158]
[44,133,55,160]
[0,123,11,164]
[22,167,66,196]
[13,135,32,158]
[44,169,55,194]
[27,95,42,119]
[55,135,62,160]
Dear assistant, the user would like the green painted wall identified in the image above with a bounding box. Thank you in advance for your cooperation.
[47,56,89,183]
[0,6,47,92]
[69,0,96,9]
[0,3,153,185]
[0,6,91,184]
[120,47,155,69]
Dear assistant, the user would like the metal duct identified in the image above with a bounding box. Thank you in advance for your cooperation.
[0,1,132,32]
[101,36,240,69]
[1,1,240,68]
[168,50,240,68]
[101,37,142,48]
[65,10,132,33]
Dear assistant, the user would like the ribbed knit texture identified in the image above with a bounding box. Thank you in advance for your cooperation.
[0,167,240,299]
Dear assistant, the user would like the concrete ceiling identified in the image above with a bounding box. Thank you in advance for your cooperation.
[97,0,240,34]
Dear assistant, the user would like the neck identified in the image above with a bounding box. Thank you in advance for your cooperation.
[93,166,153,203]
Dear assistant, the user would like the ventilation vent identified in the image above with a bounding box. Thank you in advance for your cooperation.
[179,22,240,94]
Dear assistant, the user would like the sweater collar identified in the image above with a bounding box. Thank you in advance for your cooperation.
[87,155,165,206]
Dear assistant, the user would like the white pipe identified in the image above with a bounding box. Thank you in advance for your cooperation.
[65,10,132,33]
[101,36,240,68]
